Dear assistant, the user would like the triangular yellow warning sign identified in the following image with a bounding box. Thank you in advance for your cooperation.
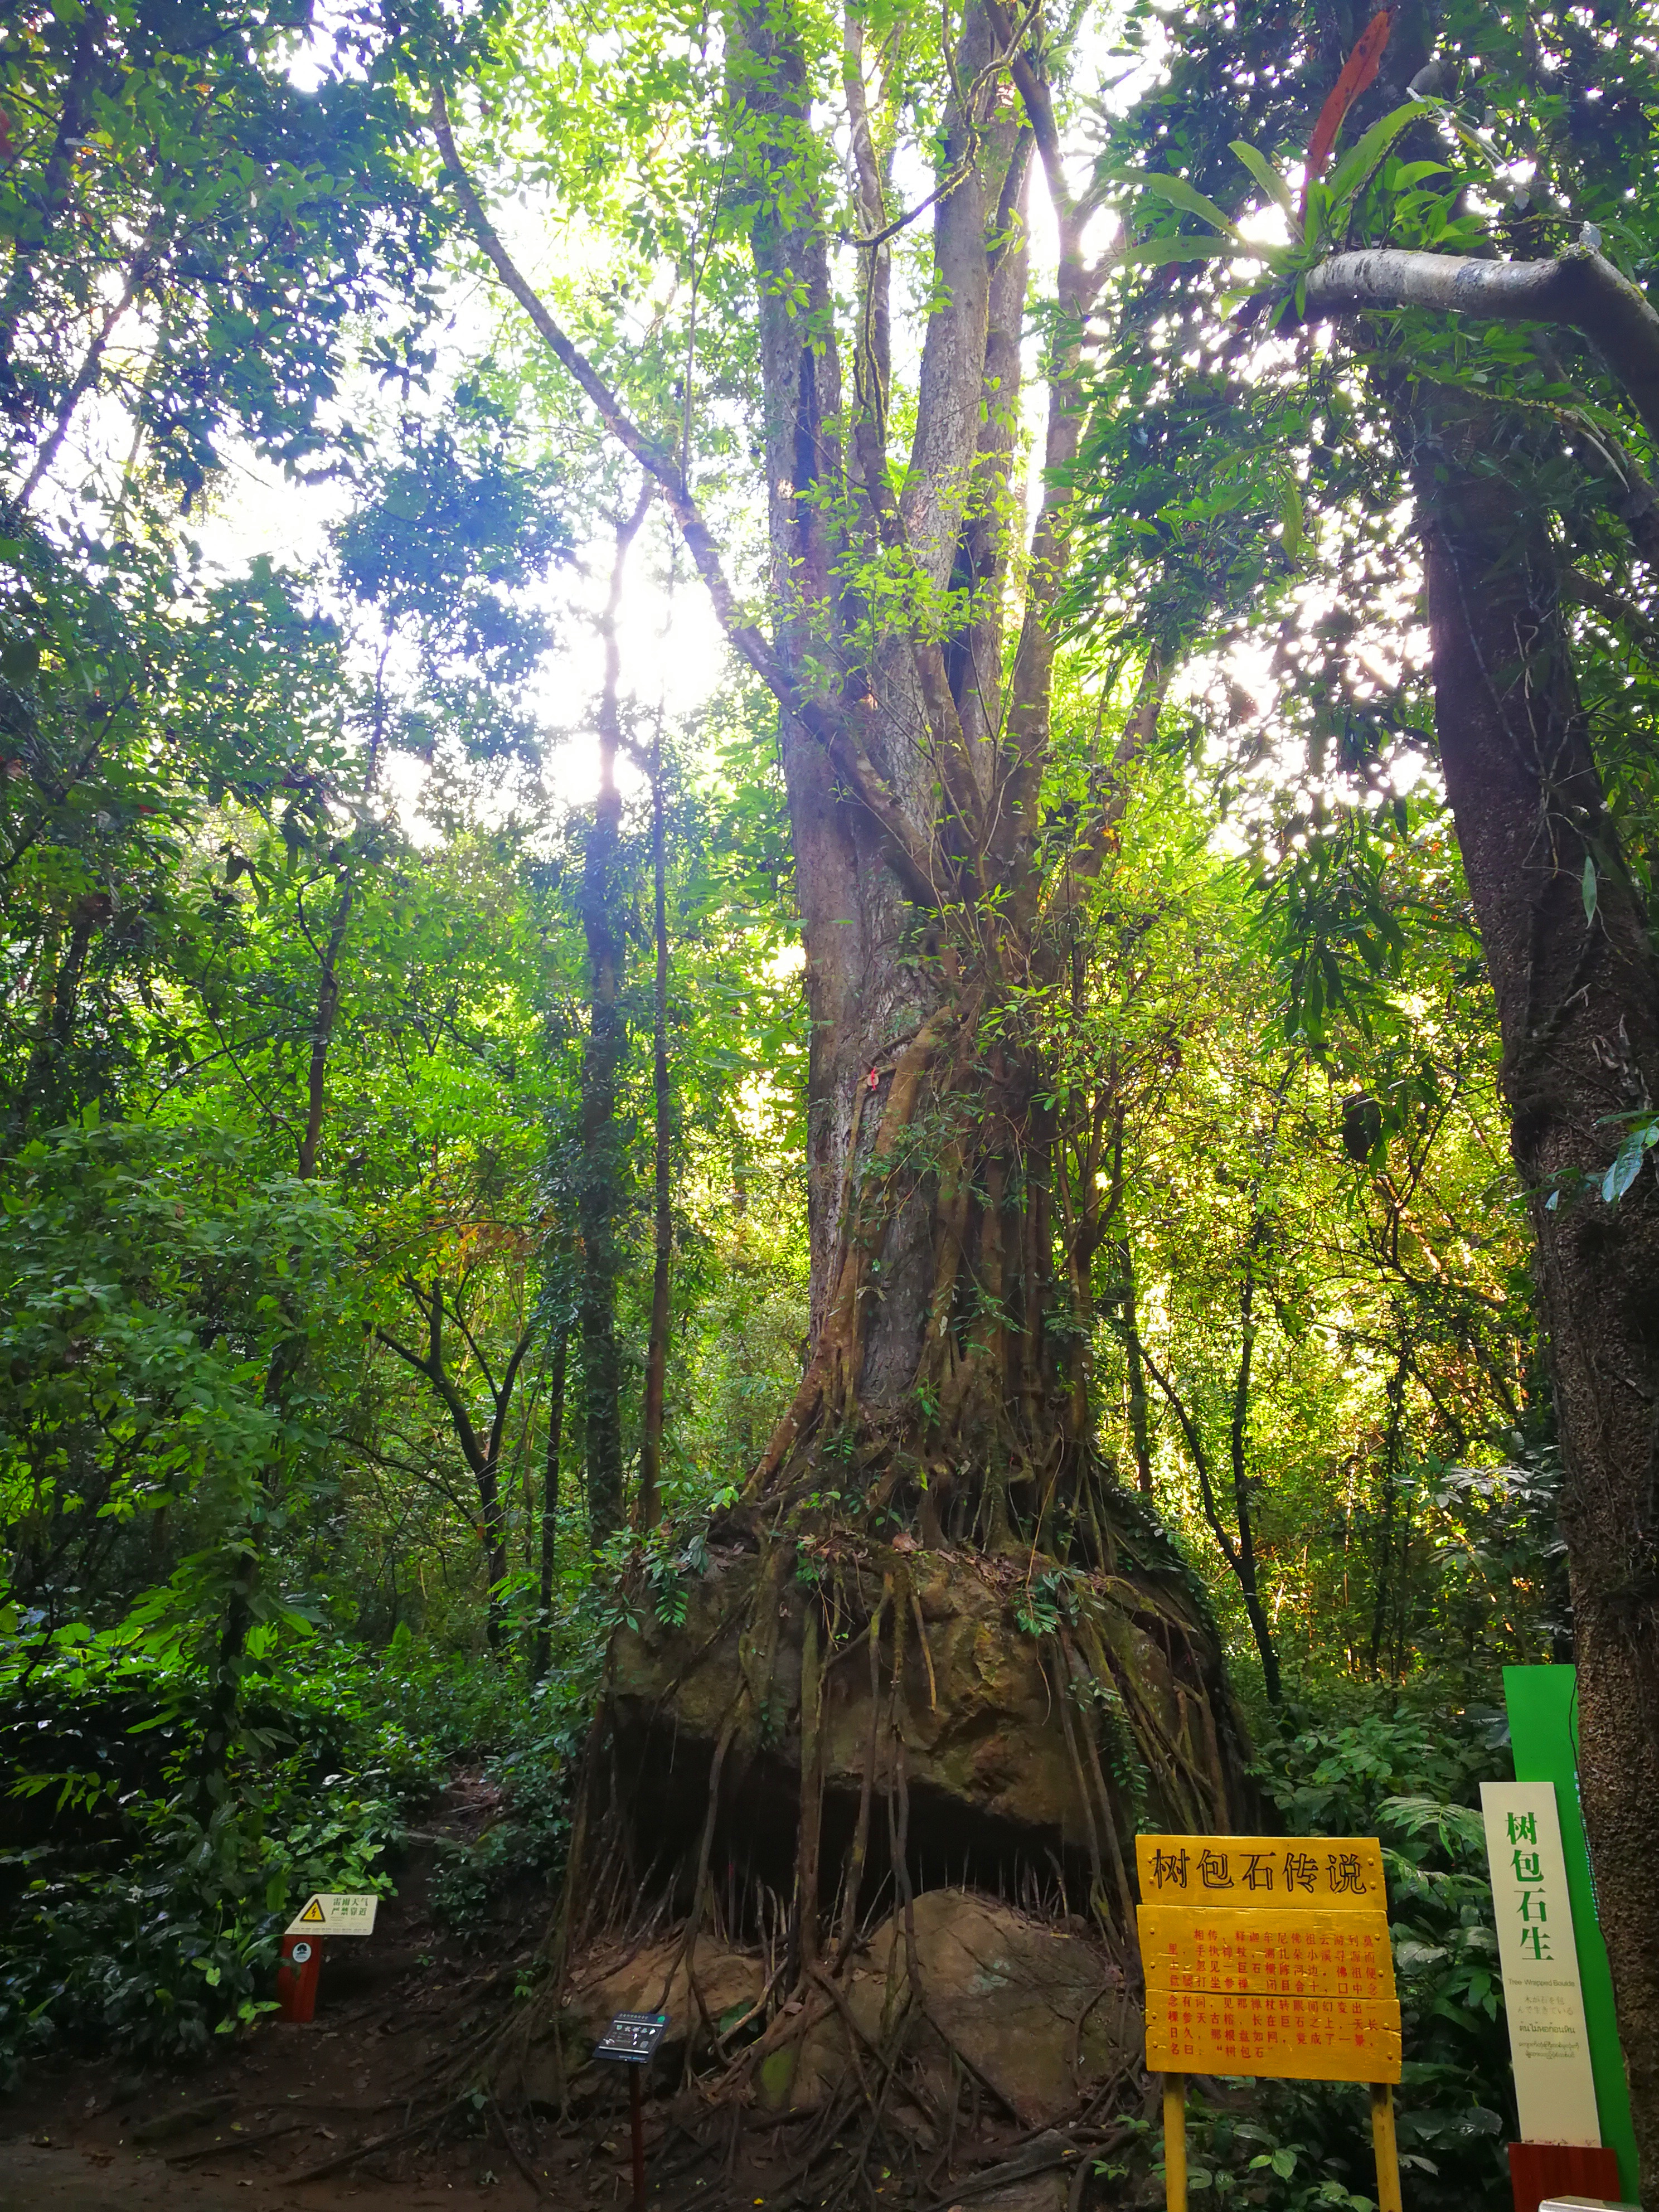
[299,1898,326,1923]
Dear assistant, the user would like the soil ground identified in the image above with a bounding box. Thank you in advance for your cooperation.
[1,1772,677,2211]
[3,1772,1109,2212]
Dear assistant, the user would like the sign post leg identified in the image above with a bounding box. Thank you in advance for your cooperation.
[629,2064,646,2212]
[1163,2073,1187,2212]
[1369,2082,1401,2212]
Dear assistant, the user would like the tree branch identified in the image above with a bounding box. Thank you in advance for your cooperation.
[377,1292,489,1476]
[430,77,939,910]
[1563,566,1659,652]
[447,1292,501,1404]
[430,82,788,701]
[486,1326,539,1471]
[1303,245,1659,453]
[1135,1338,1241,1577]
[17,265,141,507]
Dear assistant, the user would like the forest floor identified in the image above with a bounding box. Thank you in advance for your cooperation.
[1,1770,659,2211]
[1,1772,1092,2212]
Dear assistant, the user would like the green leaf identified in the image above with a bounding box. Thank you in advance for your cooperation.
[1581,853,1598,924]
[1602,1119,1658,1205]
[1327,101,1436,219]
[1230,140,1296,222]
[1118,238,1247,269]
[1280,474,1306,557]
[1132,171,1243,240]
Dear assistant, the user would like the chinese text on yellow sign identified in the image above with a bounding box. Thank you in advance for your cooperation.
[1136,1836,1401,2084]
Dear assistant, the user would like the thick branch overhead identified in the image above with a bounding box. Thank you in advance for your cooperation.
[1304,244,1659,453]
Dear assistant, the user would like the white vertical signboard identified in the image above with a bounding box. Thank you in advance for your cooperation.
[1480,1781,1599,2145]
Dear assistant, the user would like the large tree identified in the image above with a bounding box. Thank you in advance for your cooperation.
[424,0,1255,2005]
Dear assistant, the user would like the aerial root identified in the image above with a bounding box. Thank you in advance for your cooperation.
[425,1453,1251,2207]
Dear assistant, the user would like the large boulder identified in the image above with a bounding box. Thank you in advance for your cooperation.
[516,1934,765,2106]
[605,1530,1254,1916]
[512,1890,1141,2138]
[765,1889,1141,2127]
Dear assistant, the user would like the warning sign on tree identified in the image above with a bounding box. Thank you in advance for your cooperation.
[284,1892,379,1937]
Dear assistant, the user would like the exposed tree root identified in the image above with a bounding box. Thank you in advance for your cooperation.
[428,1449,1248,2210]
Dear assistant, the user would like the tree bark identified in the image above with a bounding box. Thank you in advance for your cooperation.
[637,729,672,1532]
[534,1329,568,1680]
[1415,409,1659,2177]
[579,483,651,1548]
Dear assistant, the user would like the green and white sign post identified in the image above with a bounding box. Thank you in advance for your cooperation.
[1501,1665,1638,2201]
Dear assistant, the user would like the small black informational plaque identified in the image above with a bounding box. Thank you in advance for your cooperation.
[595,2011,668,2064]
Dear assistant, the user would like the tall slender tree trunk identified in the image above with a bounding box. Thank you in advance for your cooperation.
[0,4,102,382]
[1414,411,1659,2174]
[637,729,672,1533]
[1368,1332,1411,1681]
[297,872,353,1182]
[579,483,651,1548]
[1116,1240,1154,1497]
[193,863,353,1816]
[534,1330,568,1680]
[8,892,105,1143]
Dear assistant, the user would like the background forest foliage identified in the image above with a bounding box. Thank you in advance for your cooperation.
[3,0,1648,2203]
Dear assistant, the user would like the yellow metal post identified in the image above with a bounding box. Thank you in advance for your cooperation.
[1369,2081,1402,2212]
[1163,2073,1187,2212]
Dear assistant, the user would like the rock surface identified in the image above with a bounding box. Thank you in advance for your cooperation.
[517,1934,767,2106]
[575,1933,765,2044]
[972,2179,1071,2212]
[765,1890,1139,2124]
[606,1534,1254,1912]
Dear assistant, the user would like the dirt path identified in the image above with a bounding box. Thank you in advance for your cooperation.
[3,1776,1111,2209]
[0,2136,533,2211]
[1,1774,560,2210]
[1,1772,821,2209]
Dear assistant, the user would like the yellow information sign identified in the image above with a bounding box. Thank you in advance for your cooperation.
[1146,1988,1403,2081]
[283,1891,379,1938]
[1134,1836,1403,2212]
[1139,1904,1395,2001]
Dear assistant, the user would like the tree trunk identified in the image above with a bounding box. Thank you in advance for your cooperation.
[579,484,651,1548]
[602,0,1256,1921]
[1368,1332,1411,1681]
[434,0,1255,1987]
[296,871,353,1182]
[192,860,351,1812]
[8,892,105,1143]
[733,0,1085,1506]
[534,1329,567,1680]
[1415,412,1659,2176]
[637,728,671,1532]
[1115,1239,1155,1497]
